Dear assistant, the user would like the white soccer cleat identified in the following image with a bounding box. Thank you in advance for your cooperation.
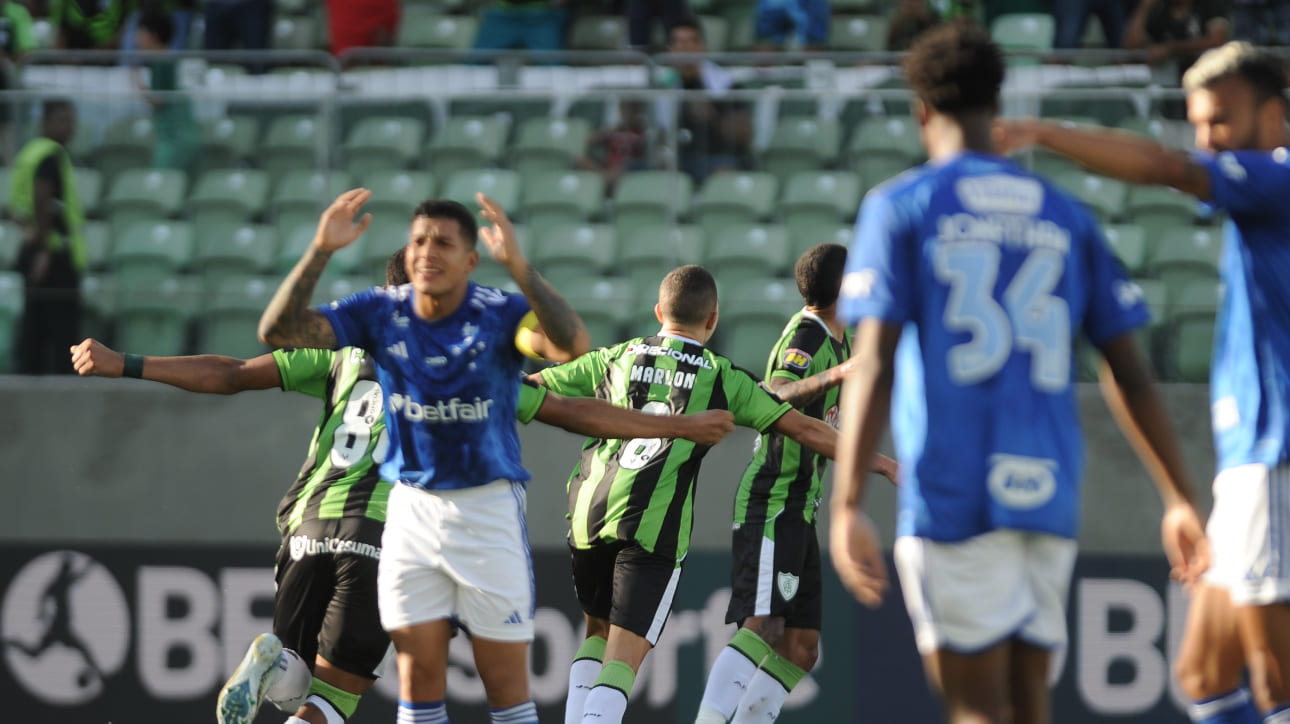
[217,633,283,724]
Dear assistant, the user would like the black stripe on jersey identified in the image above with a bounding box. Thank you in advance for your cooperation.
[277,352,345,523]
[578,356,637,548]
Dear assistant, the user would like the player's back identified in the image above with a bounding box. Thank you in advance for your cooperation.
[842,152,1148,542]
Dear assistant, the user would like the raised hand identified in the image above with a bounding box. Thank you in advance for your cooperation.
[314,188,373,253]
[477,192,523,270]
[69,338,123,377]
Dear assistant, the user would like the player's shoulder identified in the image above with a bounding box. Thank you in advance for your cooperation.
[865,161,936,205]
[465,281,518,311]
[1209,147,1290,181]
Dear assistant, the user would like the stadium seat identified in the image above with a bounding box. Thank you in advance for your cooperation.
[1170,317,1214,383]
[847,116,924,190]
[319,276,372,304]
[618,224,705,296]
[1126,187,1200,242]
[706,224,791,284]
[111,220,195,282]
[698,14,729,52]
[0,271,22,372]
[1117,116,1195,151]
[277,223,366,280]
[718,278,802,372]
[74,167,103,218]
[103,168,188,236]
[569,15,627,50]
[260,114,330,185]
[425,115,510,180]
[198,115,260,172]
[559,276,635,347]
[1102,223,1148,276]
[1053,170,1127,223]
[441,168,521,214]
[473,224,532,289]
[786,222,854,261]
[447,98,551,137]
[189,168,271,228]
[337,99,436,147]
[269,170,354,238]
[990,13,1054,53]
[194,223,278,287]
[201,276,275,358]
[82,220,111,272]
[1150,225,1222,292]
[358,216,414,282]
[612,171,693,233]
[359,170,437,220]
[1168,277,1221,324]
[780,171,861,240]
[1040,89,1141,128]
[272,15,319,51]
[79,273,116,345]
[520,170,605,237]
[533,223,616,287]
[396,13,477,51]
[691,172,778,236]
[116,275,199,356]
[92,116,154,186]
[343,116,428,178]
[827,15,889,51]
[0,219,21,269]
[510,117,592,179]
[760,118,841,186]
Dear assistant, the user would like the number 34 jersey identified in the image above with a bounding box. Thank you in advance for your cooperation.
[838,151,1150,543]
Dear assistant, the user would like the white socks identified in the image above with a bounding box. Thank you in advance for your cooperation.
[266,648,312,713]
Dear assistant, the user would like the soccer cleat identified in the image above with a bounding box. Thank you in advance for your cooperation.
[217,633,283,724]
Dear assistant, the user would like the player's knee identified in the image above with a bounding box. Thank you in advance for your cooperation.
[788,643,818,672]
[1175,654,1234,701]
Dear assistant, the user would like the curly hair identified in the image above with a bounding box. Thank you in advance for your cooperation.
[903,22,1005,114]
[386,247,408,286]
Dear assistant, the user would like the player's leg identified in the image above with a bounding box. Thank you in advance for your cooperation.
[698,523,773,724]
[1008,640,1053,724]
[1007,533,1078,724]
[1176,585,1253,724]
[569,615,611,724]
[567,543,620,724]
[931,644,1012,724]
[387,621,454,723]
[1237,604,1290,719]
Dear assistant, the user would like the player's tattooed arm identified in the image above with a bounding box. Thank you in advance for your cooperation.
[767,359,854,407]
[258,245,338,349]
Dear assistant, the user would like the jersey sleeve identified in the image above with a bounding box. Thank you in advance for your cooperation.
[723,364,793,432]
[318,286,390,351]
[272,348,335,399]
[539,347,609,397]
[515,377,549,424]
[499,289,534,355]
[1194,150,1290,218]
[838,190,917,327]
[768,320,829,383]
[1081,217,1152,347]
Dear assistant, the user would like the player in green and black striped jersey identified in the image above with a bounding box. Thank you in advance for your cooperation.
[697,244,898,724]
[535,264,845,724]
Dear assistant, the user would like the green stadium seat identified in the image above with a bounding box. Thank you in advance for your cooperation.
[65,117,101,163]
[469,224,532,287]
[189,168,271,227]
[1126,187,1200,241]
[698,14,729,52]
[441,168,521,215]
[79,273,116,345]
[1170,317,1214,383]
[1012,147,1079,179]
[511,117,592,179]
[847,116,923,190]
[991,13,1054,53]
[198,115,260,172]
[277,223,366,278]
[1102,223,1148,276]
[1040,90,1141,128]
[1053,170,1127,223]
[760,118,841,185]
[448,98,551,137]
[692,172,779,236]
[1168,277,1221,324]
[718,278,802,372]
[82,220,111,271]
[396,12,477,50]
[200,276,276,358]
[272,15,319,51]
[569,15,627,50]
[618,224,705,297]
[116,275,199,356]
[613,171,693,233]
[111,220,195,281]
[533,223,616,287]
[1151,225,1221,291]
[92,116,154,186]
[787,222,853,261]
[0,271,22,372]
[425,115,510,180]
[520,170,605,237]
[358,216,415,282]
[781,170,861,240]
[102,168,188,235]
[260,114,329,184]
[827,15,889,51]
[0,219,21,269]
[1117,116,1195,151]
[359,170,437,220]
[74,167,103,218]
[725,9,756,51]
[560,276,636,347]
[195,223,278,286]
[269,170,354,238]
[343,116,428,178]
[320,276,373,304]
[706,224,791,284]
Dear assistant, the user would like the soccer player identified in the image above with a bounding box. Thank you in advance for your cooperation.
[69,250,735,724]
[695,243,897,724]
[829,24,1209,724]
[258,189,592,724]
[533,264,855,724]
[997,39,1290,724]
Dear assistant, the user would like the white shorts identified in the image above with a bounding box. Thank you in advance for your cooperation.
[894,530,1077,658]
[1202,462,1290,606]
[377,480,535,642]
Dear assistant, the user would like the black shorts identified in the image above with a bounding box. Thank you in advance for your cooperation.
[570,540,682,645]
[725,516,823,630]
[274,516,389,679]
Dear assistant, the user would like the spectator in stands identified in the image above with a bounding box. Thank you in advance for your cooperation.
[0,0,37,159]
[1053,0,1127,49]
[327,0,400,56]
[576,97,652,193]
[473,0,570,55]
[203,0,272,71]
[134,10,197,173]
[1125,0,1229,79]
[121,0,193,56]
[754,0,830,51]
[50,0,131,51]
[624,0,688,52]
[10,99,85,375]
[1230,0,1290,45]
[658,18,753,183]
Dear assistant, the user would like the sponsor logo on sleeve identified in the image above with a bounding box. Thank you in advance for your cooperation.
[781,348,812,371]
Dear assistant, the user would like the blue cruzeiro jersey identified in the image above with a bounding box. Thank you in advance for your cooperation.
[1196,149,1290,473]
[321,281,533,491]
[839,152,1150,542]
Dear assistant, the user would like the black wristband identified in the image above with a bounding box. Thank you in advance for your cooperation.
[122,353,144,379]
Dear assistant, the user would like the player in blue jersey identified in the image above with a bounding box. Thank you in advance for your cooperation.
[258,188,592,724]
[829,24,1210,724]
[998,40,1290,724]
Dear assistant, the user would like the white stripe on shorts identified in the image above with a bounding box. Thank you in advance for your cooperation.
[754,534,775,616]
[644,564,683,645]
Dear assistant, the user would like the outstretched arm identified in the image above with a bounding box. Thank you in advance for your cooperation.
[259,189,373,349]
[535,393,735,445]
[767,357,856,408]
[70,338,282,394]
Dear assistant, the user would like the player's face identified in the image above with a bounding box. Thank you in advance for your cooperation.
[405,215,478,298]
[1188,75,1261,153]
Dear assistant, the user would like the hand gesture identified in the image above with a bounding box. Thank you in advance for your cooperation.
[829,507,888,608]
[992,118,1042,155]
[314,188,373,253]
[1161,502,1210,587]
[679,410,736,446]
[871,454,900,486]
[477,192,524,270]
[69,338,123,377]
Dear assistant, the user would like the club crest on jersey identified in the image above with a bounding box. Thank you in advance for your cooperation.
[777,572,800,601]
[824,404,840,429]
[782,348,812,371]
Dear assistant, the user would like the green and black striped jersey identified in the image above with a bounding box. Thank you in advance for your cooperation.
[540,333,792,560]
[274,347,393,536]
[734,310,851,530]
